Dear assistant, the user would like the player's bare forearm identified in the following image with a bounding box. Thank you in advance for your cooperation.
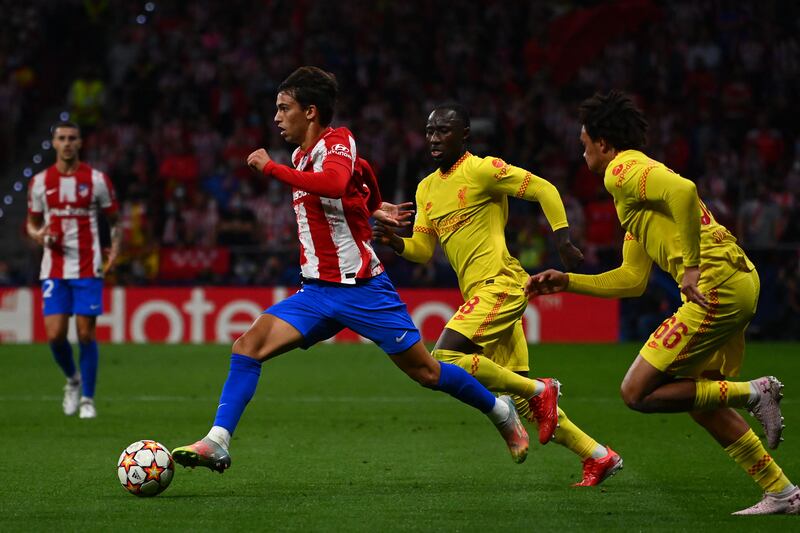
[104,215,123,274]
[26,214,48,247]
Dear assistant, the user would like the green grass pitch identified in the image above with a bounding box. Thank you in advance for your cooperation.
[1,342,798,531]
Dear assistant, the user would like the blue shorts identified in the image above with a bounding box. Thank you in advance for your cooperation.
[265,272,421,355]
[42,278,104,316]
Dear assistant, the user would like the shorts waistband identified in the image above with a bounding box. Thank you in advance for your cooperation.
[301,275,376,287]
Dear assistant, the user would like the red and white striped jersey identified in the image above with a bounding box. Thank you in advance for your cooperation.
[290,127,383,284]
[28,162,118,280]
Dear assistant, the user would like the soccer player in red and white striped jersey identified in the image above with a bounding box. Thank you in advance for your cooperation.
[26,121,121,419]
[171,66,546,473]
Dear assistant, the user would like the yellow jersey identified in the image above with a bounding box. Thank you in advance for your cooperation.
[569,150,753,296]
[401,152,568,298]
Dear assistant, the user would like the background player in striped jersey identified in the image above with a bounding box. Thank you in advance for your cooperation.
[26,121,121,419]
[171,66,558,473]
[526,91,798,514]
[374,104,621,486]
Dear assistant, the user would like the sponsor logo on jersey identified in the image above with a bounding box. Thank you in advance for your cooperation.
[647,340,658,349]
[327,143,353,159]
[612,164,624,176]
[293,190,308,201]
[491,158,505,168]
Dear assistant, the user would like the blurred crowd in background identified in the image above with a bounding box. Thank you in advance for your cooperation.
[2,0,800,339]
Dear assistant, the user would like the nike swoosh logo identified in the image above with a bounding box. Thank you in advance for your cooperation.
[395,331,409,343]
[46,188,57,195]
[89,304,100,310]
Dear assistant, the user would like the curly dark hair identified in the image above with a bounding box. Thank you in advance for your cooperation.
[579,90,648,151]
[277,66,339,126]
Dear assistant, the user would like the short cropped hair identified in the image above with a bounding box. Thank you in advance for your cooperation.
[431,102,471,129]
[277,66,338,126]
[579,90,648,151]
[50,120,81,136]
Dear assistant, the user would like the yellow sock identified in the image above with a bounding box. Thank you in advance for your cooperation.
[552,408,599,460]
[512,394,532,421]
[725,429,791,493]
[510,398,598,459]
[433,349,537,399]
[694,380,751,409]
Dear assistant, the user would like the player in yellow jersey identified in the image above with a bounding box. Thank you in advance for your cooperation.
[375,103,622,486]
[526,91,798,514]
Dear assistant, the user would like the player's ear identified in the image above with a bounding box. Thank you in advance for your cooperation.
[305,105,318,122]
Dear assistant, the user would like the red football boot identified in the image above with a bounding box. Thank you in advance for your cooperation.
[573,446,623,487]
[528,378,561,444]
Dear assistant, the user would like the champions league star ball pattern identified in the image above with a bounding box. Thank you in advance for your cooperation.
[117,440,175,496]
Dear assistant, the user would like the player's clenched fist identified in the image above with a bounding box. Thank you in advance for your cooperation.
[247,148,272,173]
[524,269,569,298]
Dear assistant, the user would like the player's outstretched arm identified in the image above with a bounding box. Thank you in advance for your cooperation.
[248,148,351,198]
[541,236,653,299]
[525,269,568,298]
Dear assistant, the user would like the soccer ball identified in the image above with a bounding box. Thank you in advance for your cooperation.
[117,440,175,497]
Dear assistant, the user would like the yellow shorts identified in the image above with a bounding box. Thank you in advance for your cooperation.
[640,268,760,378]
[445,281,530,372]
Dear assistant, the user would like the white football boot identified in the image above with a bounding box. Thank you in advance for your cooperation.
[78,397,97,419]
[62,376,81,416]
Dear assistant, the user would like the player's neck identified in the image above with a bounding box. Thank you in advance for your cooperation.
[299,123,327,152]
[439,150,467,173]
[56,159,81,174]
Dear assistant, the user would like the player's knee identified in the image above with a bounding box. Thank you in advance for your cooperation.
[407,365,440,388]
[232,335,258,359]
[620,384,646,412]
[48,332,68,344]
[232,334,274,361]
[76,332,94,344]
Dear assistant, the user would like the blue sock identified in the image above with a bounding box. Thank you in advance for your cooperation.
[79,341,99,398]
[435,362,496,414]
[49,340,76,379]
[212,354,263,435]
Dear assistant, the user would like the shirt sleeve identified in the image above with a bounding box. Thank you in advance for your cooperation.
[28,175,44,214]
[400,181,437,263]
[566,233,653,298]
[477,157,569,231]
[357,158,383,213]
[637,165,701,268]
[95,172,119,215]
[262,158,352,198]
